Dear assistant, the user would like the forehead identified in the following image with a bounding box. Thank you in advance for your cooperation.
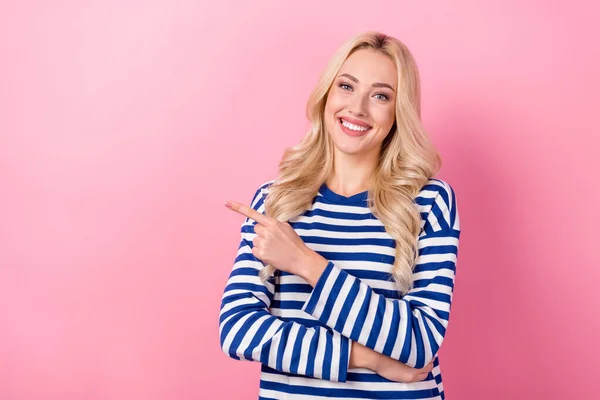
[338,49,398,88]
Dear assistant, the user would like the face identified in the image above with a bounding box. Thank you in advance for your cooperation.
[324,48,398,159]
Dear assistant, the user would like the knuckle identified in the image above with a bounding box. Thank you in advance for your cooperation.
[268,219,279,228]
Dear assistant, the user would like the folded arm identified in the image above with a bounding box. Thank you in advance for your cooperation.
[301,182,461,369]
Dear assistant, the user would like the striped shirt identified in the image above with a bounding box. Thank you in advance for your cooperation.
[219,178,461,399]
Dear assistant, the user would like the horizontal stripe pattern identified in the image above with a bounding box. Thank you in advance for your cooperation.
[219,184,351,383]
[220,178,461,399]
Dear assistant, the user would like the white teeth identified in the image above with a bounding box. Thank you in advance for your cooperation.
[341,119,369,131]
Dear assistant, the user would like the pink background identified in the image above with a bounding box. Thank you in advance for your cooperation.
[1,1,598,399]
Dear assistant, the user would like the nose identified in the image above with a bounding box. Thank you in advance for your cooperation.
[348,93,368,117]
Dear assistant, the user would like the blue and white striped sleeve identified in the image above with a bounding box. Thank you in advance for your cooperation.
[219,182,352,382]
[301,182,461,369]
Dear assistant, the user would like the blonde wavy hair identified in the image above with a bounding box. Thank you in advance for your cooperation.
[258,31,441,296]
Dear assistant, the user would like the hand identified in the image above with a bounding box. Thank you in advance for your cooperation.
[374,352,435,383]
[224,200,313,275]
[350,341,434,383]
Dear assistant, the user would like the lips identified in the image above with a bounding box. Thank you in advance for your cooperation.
[337,117,371,137]
[338,116,372,129]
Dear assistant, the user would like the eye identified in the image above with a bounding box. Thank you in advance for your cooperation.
[338,81,390,101]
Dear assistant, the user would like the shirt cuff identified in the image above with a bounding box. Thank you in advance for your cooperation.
[301,260,337,317]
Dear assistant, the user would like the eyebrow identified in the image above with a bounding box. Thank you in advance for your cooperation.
[338,73,396,92]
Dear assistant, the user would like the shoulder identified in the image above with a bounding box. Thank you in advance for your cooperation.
[251,179,275,202]
[417,178,460,235]
[247,179,276,214]
[419,178,458,209]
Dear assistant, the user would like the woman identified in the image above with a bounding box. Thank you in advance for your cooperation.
[220,31,461,399]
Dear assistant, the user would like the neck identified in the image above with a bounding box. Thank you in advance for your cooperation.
[327,148,378,196]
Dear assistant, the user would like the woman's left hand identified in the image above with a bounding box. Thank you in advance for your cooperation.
[225,200,323,277]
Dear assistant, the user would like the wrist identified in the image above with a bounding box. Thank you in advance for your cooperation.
[298,250,329,287]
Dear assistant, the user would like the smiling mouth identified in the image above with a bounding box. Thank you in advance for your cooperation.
[338,117,372,130]
[338,118,372,135]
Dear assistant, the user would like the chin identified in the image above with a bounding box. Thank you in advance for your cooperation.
[331,140,364,155]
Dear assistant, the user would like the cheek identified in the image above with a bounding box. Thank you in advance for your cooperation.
[324,95,343,127]
[325,91,346,112]
[374,107,395,129]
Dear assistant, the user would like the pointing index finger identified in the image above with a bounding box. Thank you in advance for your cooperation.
[228,201,271,225]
